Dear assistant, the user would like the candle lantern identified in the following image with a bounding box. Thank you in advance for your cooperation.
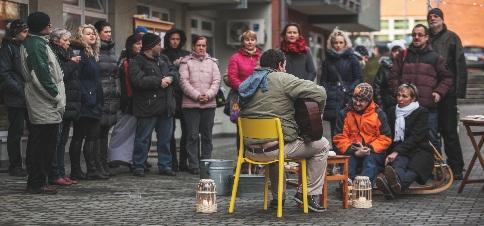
[351,176,372,208]
[196,179,217,213]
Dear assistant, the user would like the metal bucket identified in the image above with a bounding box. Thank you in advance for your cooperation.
[200,159,234,196]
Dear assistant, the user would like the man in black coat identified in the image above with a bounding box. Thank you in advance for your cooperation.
[428,8,467,180]
[0,19,29,177]
[162,28,190,172]
[129,33,179,177]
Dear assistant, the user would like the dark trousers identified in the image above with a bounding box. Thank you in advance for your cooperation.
[428,108,441,149]
[50,120,72,180]
[72,117,100,143]
[7,107,27,169]
[170,115,188,169]
[26,123,60,189]
[183,108,215,170]
[391,155,418,190]
[438,95,464,174]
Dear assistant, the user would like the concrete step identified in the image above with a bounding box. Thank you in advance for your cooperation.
[466,94,484,98]
[458,98,484,104]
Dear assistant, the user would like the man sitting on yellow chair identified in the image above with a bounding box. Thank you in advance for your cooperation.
[239,49,330,212]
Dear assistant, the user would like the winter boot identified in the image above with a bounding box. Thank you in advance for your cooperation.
[83,140,108,180]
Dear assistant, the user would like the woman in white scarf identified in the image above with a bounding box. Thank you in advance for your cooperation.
[376,84,435,199]
[387,83,419,164]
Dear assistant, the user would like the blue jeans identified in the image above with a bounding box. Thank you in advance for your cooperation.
[427,108,441,149]
[132,115,173,171]
[391,155,418,190]
[347,152,385,185]
[50,120,72,180]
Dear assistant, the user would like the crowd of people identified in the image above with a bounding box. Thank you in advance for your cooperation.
[0,8,467,210]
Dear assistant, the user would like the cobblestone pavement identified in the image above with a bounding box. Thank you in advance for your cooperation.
[1,104,483,225]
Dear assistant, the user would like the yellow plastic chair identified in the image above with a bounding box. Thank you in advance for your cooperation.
[228,117,309,218]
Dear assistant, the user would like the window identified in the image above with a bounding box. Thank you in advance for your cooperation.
[380,19,388,30]
[63,0,108,32]
[374,34,389,42]
[394,19,409,30]
[137,4,171,22]
[394,34,406,40]
[414,19,427,26]
[190,16,215,56]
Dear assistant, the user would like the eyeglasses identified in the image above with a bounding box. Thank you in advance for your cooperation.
[411,33,427,38]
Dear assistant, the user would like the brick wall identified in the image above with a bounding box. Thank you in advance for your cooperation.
[436,0,484,46]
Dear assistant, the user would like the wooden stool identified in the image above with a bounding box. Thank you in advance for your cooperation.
[321,155,349,209]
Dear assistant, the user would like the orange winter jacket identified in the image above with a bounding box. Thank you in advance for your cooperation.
[333,101,392,154]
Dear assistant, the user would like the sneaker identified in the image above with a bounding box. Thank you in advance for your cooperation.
[384,166,401,194]
[293,192,326,212]
[133,169,145,177]
[159,169,176,176]
[376,176,395,200]
[9,167,27,177]
[51,178,72,186]
[269,199,285,210]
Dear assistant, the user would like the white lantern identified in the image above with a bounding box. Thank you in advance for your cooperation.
[196,179,217,213]
[351,176,372,208]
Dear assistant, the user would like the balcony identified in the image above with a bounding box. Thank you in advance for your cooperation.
[288,0,380,32]
[288,0,361,15]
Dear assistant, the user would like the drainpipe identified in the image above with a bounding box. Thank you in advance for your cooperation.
[280,0,287,30]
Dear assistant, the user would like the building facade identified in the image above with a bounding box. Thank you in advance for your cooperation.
[0,0,380,167]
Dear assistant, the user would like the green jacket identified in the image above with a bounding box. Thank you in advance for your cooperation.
[240,71,326,143]
[20,34,65,124]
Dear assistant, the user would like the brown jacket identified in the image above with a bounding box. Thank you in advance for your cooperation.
[389,44,453,109]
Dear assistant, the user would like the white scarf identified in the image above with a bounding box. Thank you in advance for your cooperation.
[394,101,419,142]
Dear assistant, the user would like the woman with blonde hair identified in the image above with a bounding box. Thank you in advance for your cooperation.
[320,27,362,138]
[227,30,261,90]
[68,24,108,180]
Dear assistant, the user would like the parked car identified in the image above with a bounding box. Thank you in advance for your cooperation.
[464,45,484,68]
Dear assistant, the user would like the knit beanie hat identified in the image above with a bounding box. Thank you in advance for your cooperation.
[427,8,444,20]
[141,33,161,51]
[27,12,50,33]
[353,83,373,102]
[7,19,28,37]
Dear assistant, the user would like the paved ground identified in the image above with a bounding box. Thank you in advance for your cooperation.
[0,103,483,225]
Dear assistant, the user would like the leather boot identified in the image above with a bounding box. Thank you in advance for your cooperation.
[99,137,114,177]
[69,140,86,180]
[83,140,108,180]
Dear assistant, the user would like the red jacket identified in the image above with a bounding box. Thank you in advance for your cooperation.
[227,48,260,90]
[333,101,392,154]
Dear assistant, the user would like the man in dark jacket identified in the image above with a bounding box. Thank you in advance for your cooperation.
[428,8,467,179]
[389,24,453,149]
[0,19,28,177]
[94,20,120,177]
[373,45,403,116]
[129,33,178,177]
[162,28,190,172]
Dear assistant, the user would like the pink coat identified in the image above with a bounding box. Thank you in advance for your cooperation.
[179,53,221,109]
[227,48,261,90]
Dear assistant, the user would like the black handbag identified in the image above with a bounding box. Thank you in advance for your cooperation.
[215,89,226,108]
